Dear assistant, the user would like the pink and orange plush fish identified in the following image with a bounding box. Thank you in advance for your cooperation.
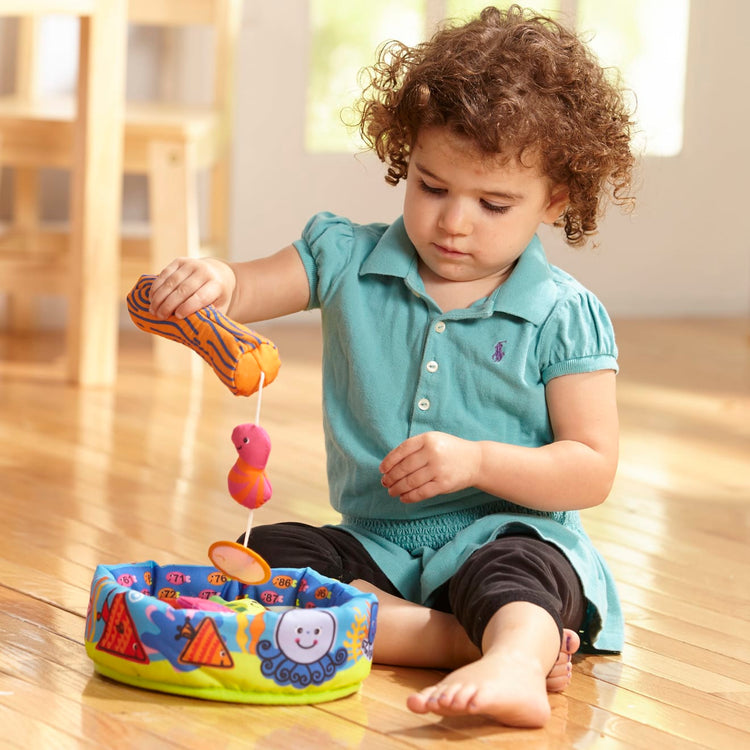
[227,423,273,510]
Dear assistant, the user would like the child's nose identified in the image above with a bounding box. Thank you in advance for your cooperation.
[438,200,471,235]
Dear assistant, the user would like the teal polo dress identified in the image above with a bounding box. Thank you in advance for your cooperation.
[293,212,623,652]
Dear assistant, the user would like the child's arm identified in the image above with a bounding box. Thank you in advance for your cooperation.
[379,369,618,512]
[148,245,310,323]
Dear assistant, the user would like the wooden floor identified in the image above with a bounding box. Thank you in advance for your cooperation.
[1,318,748,748]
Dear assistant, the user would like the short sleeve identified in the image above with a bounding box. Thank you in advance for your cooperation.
[538,290,619,385]
[292,212,355,310]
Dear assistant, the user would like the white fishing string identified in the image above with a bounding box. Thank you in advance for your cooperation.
[242,370,266,547]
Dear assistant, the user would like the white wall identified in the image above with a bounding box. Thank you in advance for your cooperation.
[231,0,749,318]
[230,2,405,253]
[540,0,750,317]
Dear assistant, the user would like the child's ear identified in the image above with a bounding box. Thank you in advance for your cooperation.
[543,185,569,223]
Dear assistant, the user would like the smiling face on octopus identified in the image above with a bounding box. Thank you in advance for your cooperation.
[275,609,337,665]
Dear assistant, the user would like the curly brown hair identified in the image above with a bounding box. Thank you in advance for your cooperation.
[354,5,636,245]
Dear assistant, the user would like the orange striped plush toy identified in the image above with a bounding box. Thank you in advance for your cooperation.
[126,275,280,396]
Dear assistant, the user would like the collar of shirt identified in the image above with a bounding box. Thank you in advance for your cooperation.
[359,216,558,325]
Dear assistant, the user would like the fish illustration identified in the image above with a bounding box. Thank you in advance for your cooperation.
[165,572,192,585]
[207,572,228,585]
[177,618,234,668]
[227,423,273,510]
[96,592,149,664]
[272,575,297,589]
[116,574,137,587]
[259,591,284,605]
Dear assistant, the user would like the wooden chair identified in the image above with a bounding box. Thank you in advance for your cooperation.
[0,0,243,374]
[0,0,127,386]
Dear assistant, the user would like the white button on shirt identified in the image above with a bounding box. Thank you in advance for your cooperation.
[434,321,446,333]
[417,398,431,411]
[426,361,439,373]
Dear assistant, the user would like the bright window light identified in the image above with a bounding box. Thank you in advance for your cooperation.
[306,0,425,153]
[306,0,689,157]
[578,0,690,156]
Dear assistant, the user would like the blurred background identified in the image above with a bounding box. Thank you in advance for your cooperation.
[0,0,747,325]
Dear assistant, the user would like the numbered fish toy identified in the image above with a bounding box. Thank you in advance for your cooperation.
[208,380,276,585]
[85,277,378,707]
[127,274,278,584]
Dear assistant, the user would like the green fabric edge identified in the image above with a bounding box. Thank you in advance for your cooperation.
[91,662,363,705]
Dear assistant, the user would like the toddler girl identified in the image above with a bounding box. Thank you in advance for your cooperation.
[149,5,635,727]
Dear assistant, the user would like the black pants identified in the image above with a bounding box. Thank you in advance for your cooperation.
[241,522,586,649]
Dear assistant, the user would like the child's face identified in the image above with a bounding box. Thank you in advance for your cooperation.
[403,127,567,301]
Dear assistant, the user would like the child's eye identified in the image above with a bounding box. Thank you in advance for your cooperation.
[481,200,511,214]
[418,179,445,195]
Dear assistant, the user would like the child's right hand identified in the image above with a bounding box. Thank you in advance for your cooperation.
[148,257,237,320]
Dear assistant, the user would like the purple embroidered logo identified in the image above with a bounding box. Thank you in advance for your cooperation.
[492,341,507,362]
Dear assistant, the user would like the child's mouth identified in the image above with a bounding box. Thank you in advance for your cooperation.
[435,243,465,257]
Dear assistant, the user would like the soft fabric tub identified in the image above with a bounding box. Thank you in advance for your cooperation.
[85,561,378,704]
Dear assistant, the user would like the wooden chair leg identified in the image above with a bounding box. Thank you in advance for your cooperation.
[67,2,127,386]
[148,139,201,375]
[7,168,39,331]
[6,18,40,333]
[0,139,5,331]
[208,155,230,258]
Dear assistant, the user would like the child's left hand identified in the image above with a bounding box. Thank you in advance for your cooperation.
[380,432,481,503]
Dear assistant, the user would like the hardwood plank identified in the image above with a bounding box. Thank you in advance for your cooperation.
[566,673,750,750]
[586,528,750,603]
[577,656,750,732]
[0,591,412,748]
[1,319,748,746]
[581,644,747,700]
[625,624,750,685]
[0,705,99,750]
[615,581,750,640]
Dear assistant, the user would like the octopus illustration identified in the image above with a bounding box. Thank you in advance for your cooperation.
[257,609,347,688]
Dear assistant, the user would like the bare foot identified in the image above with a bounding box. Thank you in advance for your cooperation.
[546,628,579,693]
[406,649,552,727]
[406,628,580,727]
